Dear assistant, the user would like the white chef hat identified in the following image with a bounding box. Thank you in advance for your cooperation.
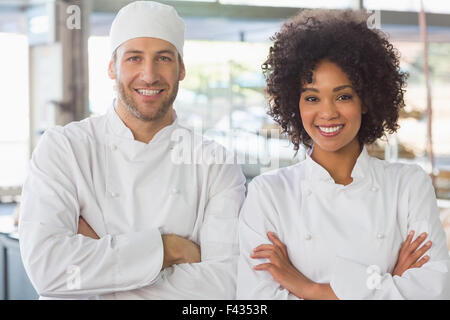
[109,1,185,58]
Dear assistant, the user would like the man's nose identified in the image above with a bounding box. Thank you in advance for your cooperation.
[139,61,160,84]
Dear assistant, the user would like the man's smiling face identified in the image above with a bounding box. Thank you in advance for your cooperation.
[109,37,185,122]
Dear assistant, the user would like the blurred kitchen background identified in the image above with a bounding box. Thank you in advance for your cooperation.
[0,0,449,299]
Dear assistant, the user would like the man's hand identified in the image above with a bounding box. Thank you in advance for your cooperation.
[393,230,431,277]
[161,234,201,269]
[77,217,100,239]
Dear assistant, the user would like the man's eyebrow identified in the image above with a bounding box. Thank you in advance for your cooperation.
[156,50,176,56]
[123,50,144,55]
[123,49,176,56]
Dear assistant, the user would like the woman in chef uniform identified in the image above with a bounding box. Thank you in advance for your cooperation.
[237,9,450,299]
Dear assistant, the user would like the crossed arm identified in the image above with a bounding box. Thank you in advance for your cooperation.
[78,217,201,269]
[249,230,432,300]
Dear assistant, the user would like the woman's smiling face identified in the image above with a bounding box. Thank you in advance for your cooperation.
[299,60,366,154]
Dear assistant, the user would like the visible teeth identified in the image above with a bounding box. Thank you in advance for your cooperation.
[319,125,343,133]
[137,89,161,96]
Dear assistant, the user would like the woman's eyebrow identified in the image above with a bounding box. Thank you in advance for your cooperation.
[333,85,353,92]
[301,87,319,93]
[301,85,353,93]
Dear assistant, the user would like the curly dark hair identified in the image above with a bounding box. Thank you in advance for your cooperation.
[263,9,408,151]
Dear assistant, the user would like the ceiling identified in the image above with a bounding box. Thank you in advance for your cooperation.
[1,0,450,42]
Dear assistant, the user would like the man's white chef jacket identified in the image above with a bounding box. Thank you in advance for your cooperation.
[237,147,450,299]
[19,106,246,299]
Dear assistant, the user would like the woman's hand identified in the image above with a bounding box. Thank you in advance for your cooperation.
[251,232,315,299]
[393,230,432,277]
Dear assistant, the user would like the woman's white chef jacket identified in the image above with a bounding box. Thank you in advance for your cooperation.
[19,106,246,299]
[237,147,450,299]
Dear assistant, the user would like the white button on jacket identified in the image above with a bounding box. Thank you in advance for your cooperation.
[19,106,246,299]
[237,147,450,299]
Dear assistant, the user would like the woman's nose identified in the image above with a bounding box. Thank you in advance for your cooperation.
[319,100,339,119]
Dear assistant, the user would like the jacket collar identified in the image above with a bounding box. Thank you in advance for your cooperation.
[106,102,179,145]
[305,145,370,184]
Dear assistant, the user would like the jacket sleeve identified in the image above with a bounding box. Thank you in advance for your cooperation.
[330,166,450,299]
[19,129,164,299]
[131,157,247,299]
[236,179,299,300]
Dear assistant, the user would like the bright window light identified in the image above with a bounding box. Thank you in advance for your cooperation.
[88,36,114,115]
[29,15,49,34]
[0,33,29,187]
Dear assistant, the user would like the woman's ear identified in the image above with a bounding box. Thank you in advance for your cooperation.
[362,104,368,115]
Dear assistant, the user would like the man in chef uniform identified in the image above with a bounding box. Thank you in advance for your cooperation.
[19,1,246,299]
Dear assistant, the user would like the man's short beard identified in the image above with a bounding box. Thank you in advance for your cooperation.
[117,80,179,122]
